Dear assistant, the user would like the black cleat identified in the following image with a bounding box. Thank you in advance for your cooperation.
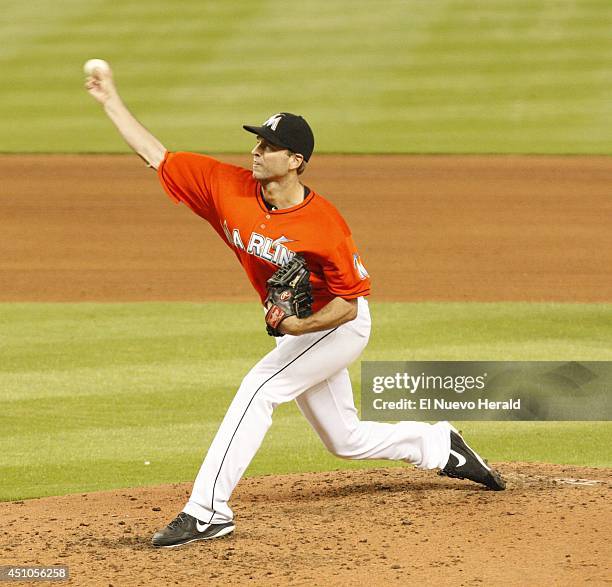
[151,512,235,548]
[440,426,506,491]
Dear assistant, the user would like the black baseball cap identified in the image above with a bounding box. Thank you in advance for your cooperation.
[243,112,315,162]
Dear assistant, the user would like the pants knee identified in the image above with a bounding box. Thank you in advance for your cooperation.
[326,430,363,459]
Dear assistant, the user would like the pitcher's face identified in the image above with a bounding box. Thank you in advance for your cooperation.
[251,137,301,181]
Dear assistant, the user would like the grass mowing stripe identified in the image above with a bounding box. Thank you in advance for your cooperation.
[0,362,247,400]
[1,1,611,153]
[1,301,610,501]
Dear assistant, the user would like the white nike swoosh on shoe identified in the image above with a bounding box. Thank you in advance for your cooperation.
[196,520,210,532]
[450,449,467,467]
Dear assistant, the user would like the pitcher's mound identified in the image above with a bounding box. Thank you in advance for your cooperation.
[1,463,610,586]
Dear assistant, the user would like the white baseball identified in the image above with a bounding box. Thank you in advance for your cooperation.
[83,58,110,76]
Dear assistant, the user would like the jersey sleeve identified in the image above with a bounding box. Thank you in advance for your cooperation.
[322,234,371,299]
[157,151,222,222]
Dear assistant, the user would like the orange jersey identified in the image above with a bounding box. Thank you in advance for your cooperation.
[157,151,371,312]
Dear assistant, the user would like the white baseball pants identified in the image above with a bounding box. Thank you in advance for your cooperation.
[184,297,451,523]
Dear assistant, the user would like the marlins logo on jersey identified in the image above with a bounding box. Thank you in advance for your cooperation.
[222,220,296,266]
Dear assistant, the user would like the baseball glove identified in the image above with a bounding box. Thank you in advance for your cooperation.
[264,254,313,337]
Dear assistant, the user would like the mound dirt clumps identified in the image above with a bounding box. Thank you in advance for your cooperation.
[1,464,610,586]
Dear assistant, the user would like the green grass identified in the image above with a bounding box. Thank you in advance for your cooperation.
[1,301,610,501]
[1,1,611,153]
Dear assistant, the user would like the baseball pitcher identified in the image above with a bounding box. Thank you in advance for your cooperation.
[85,63,505,549]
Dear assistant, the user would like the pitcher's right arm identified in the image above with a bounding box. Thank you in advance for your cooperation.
[84,63,166,170]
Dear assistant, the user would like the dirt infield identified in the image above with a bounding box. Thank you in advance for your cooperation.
[1,464,610,586]
[1,154,610,302]
[1,155,610,585]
